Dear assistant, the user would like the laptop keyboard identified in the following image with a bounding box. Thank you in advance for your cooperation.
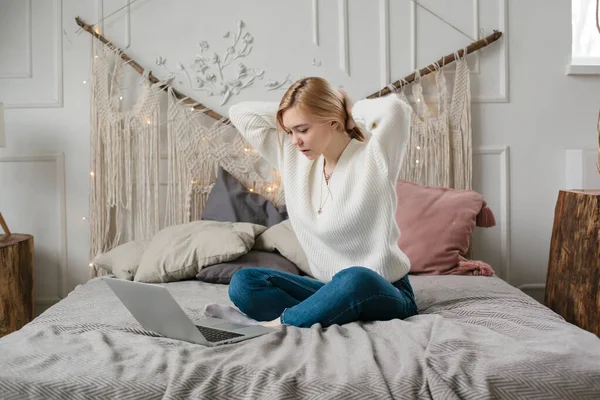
[195,325,244,343]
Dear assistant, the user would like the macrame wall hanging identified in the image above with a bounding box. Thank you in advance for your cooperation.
[396,54,472,190]
[89,38,283,262]
[76,16,502,277]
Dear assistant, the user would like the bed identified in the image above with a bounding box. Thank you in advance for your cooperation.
[1,273,599,399]
[4,45,599,398]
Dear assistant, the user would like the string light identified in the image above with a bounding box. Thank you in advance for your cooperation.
[82,217,87,220]
[119,96,123,100]
[89,262,93,267]
[90,171,95,177]
[82,80,87,84]
[416,146,421,150]
[416,160,420,164]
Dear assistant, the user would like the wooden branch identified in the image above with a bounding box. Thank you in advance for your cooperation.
[366,30,503,99]
[74,16,226,122]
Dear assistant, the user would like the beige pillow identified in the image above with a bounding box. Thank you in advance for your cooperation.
[253,219,312,276]
[93,240,150,280]
[134,220,266,283]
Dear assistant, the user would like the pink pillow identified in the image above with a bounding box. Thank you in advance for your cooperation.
[395,180,496,276]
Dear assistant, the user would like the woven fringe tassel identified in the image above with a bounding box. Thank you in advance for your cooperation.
[476,201,496,227]
[451,259,495,276]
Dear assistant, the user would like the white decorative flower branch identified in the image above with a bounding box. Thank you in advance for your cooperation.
[265,74,293,91]
[155,20,268,105]
[154,21,326,104]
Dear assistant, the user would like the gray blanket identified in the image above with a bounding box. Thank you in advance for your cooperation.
[1,275,599,399]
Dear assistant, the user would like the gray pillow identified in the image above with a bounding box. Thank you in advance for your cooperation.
[201,167,287,227]
[196,250,300,284]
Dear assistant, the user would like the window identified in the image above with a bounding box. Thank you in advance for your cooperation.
[569,0,600,74]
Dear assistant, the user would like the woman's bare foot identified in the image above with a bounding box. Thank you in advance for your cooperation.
[263,317,282,327]
[204,304,260,326]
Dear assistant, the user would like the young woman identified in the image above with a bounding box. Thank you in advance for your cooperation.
[204,77,417,329]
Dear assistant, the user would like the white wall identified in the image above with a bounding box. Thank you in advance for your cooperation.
[0,0,598,310]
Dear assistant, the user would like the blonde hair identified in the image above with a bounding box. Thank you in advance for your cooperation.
[275,77,366,142]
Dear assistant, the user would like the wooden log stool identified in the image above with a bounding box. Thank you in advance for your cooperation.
[0,234,34,337]
[545,190,600,336]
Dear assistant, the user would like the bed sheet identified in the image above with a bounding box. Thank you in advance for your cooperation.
[0,275,599,399]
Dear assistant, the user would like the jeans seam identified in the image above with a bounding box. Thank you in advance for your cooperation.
[265,275,320,295]
[324,293,416,326]
[264,275,319,325]
[280,307,289,325]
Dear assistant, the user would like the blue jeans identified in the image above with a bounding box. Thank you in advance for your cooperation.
[228,266,418,328]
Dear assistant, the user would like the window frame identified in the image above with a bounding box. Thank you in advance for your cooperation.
[567,0,600,75]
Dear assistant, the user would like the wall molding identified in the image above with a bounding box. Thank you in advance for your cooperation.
[35,296,62,305]
[312,0,319,46]
[410,0,479,73]
[379,0,390,87]
[409,0,416,73]
[409,0,508,103]
[474,145,511,283]
[338,0,349,75]
[472,0,481,73]
[517,283,546,291]
[35,295,62,308]
[97,0,131,48]
[0,153,68,299]
[0,0,33,79]
[5,0,63,109]
[124,0,131,49]
[52,0,64,108]
[97,0,104,33]
[477,0,508,103]
[517,283,546,302]
[565,148,600,189]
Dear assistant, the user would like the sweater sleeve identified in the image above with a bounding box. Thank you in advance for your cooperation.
[351,93,411,180]
[228,101,286,171]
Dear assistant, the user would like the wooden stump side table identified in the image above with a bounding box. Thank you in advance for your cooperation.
[544,190,599,336]
[0,234,34,337]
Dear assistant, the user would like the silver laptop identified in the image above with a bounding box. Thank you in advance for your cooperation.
[103,277,274,346]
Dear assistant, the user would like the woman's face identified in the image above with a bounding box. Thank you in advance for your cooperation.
[281,106,336,160]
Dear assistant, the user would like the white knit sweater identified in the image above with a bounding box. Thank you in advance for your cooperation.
[228,93,412,283]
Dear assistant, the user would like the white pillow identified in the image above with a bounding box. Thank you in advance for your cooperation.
[134,220,266,283]
[92,240,150,280]
[253,219,312,276]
